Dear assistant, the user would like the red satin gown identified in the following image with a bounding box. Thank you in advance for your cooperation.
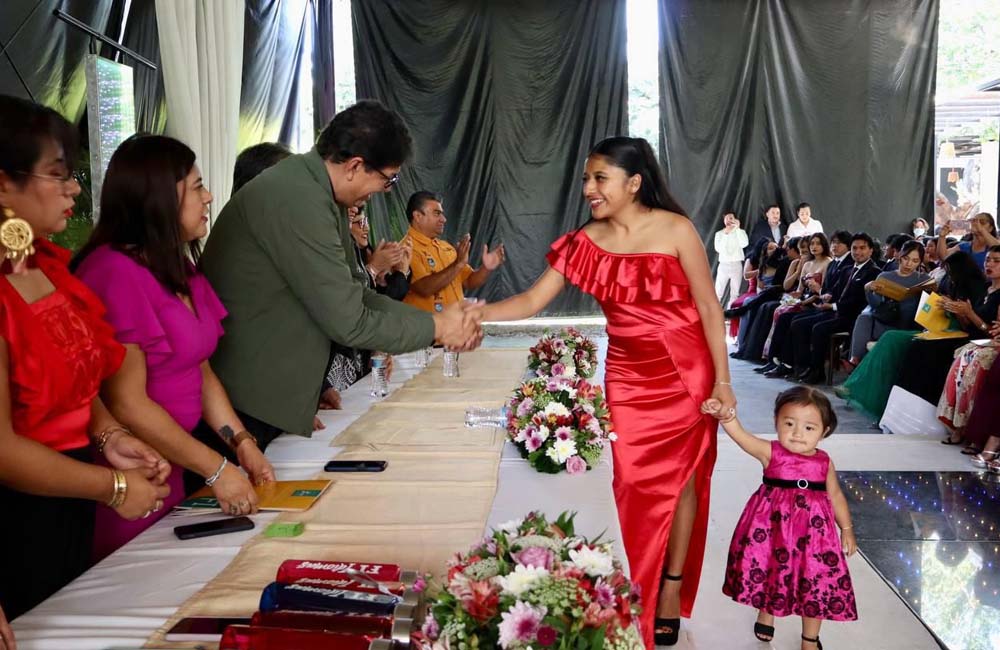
[547,231,718,648]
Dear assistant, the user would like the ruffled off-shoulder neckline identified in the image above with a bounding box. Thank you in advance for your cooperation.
[546,230,691,303]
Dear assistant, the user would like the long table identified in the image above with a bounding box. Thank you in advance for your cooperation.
[11,349,623,650]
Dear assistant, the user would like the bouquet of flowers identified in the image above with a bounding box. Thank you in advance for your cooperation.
[417,511,642,650]
[506,376,616,474]
[528,327,599,380]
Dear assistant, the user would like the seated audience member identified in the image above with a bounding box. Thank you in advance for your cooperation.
[74,135,274,559]
[786,201,823,238]
[844,240,929,369]
[725,237,769,339]
[936,246,1000,440]
[728,240,790,356]
[322,205,413,398]
[730,238,799,360]
[756,233,833,372]
[937,212,999,269]
[747,204,784,251]
[201,101,484,449]
[714,211,748,309]
[924,237,945,276]
[766,231,875,381]
[836,250,988,422]
[403,191,504,312]
[0,95,169,619]
[955,347,1000,470]
[880,233,914,273]
[911,217,930,239]
[232,142,291,194]
[898,249,999,426]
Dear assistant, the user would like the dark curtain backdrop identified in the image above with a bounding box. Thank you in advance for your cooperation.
[117,0,166,134]
[0,0,117,120]
[658,0,938,256]
[311,0,336,132]
[353,0,628,314]
[240,0,310,149]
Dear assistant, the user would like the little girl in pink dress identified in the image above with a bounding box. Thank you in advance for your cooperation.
[703,386,858,650]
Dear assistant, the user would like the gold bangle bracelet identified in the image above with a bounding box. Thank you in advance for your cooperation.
[106,469,127,508]
[96,426,131,454]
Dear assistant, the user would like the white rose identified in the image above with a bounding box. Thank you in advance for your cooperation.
[496,564,549,597]
[568,546,615,577]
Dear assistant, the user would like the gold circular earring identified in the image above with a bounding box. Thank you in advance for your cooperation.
[1,207,36,265]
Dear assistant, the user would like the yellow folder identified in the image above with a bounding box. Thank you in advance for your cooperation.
[177,480,333,513]
[913,292,968,340]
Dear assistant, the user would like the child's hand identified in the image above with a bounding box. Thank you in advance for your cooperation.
[700,398,723,416]
[841,528,857,557]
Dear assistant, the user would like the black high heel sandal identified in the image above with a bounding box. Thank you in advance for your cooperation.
[753,621,775,641]
[802,634,824,650]
[653,574,683,646]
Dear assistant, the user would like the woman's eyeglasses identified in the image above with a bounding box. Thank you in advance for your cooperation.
[350,215,369,228]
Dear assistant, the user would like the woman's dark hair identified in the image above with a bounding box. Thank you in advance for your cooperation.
[760,240,783,270]
[974,212,998,237]
[73,135,200,296]
[786,236,802,253]
[898,240,926,262]
[943,250,987,301]
[774,386,838,437]
[808,232,831,258]
[989,245,1000,255]
[588,137,687,216]
[746,237,772,268]
[233,142,290,193]
[316,100,413,170]
[0,94,78,187]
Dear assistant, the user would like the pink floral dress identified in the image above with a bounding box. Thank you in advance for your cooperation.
[723,441,857,621]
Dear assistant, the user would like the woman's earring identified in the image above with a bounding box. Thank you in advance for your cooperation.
[1,206,36,265]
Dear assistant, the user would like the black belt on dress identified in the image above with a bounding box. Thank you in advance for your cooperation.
[762,476,826,491]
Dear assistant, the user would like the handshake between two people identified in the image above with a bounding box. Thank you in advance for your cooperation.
[431,298,488,352]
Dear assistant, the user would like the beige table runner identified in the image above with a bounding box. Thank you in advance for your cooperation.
[146,348,527,646]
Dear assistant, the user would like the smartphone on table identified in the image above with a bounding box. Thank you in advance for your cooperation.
[324,459,388,472]
[174,515,254,540]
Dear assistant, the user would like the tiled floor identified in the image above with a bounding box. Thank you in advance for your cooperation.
[486,327,995,648]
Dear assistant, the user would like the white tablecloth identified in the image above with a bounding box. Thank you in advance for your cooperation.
[11,350,621,650]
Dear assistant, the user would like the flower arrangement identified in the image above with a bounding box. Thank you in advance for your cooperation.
[416,511,642,650]
[506,376,615,474]
[527,327,599,380]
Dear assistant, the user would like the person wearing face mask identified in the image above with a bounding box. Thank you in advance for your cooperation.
[0,96,170,620]
[842,240,930,370]
[714,212,748,309]
[402,191,504,313]
[201,101,484,449]
[911,218,929,239]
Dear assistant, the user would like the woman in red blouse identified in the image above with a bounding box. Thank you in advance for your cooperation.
[0,95,170,620]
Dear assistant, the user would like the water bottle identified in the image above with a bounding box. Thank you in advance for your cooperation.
[465,406,509,429]
[442,350,460,378]
[370,352,389,399]
[413,347,429,369]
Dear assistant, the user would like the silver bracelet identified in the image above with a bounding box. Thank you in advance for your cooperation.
[205,457,228,486]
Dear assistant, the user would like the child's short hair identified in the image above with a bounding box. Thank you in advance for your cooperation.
[773,386,838,436]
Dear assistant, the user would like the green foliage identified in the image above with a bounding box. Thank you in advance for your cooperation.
[937,0,1000,96]
[50,148,94,252]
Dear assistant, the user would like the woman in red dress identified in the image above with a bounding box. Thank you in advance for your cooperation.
[0,95,170,621]
[483,137,733,647]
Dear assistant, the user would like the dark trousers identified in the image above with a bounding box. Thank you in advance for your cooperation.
[0,447,95,620]
[808,316,853,370]
[736,290,781,351]
[781,311,836,370]
[737,301,780,361]
[184,410,284,496]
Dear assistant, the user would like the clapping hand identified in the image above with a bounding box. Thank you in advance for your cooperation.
[394,237,413,275]
[456,235,472,265]
[370,240,404,275]
[481,243,506,270]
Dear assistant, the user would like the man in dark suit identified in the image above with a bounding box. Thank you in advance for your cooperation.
[763,230,853,376]
[747,204,785,253]
[789,232,881,383]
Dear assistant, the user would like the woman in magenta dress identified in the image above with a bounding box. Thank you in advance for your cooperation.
[483,137,733,647]
[73,135,275,560]
[704,386,857,650]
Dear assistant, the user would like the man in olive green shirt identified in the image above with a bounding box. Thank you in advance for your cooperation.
[202,101,481,445]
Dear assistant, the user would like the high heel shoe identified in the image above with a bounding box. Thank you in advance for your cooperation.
[802,634,824,650]
[653,574,683,646]
[753,621,775,642]
[971,450,999,468]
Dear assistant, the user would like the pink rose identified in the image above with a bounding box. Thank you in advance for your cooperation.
[566,455,587,475]
[512,546,555,570]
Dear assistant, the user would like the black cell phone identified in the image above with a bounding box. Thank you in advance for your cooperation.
[174,516,254,540]
[324,459,388,472]
[165,616,251,641]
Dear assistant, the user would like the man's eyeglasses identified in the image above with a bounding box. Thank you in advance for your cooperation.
[367,165,399,190]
